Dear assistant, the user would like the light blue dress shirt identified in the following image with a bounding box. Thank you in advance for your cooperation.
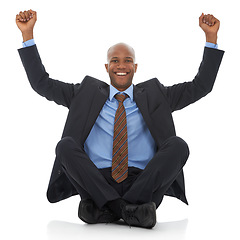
[22,39,218,170]
[22,39,36,47]
[84,84,157,169]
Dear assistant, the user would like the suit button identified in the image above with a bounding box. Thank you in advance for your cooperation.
[58,170,61,175]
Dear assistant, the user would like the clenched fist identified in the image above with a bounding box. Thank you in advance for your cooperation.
[16,10,37,42]
[199,13,220,44]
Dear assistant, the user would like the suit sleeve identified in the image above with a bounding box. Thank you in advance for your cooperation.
[162,47,224,112]
[18,45,75,108]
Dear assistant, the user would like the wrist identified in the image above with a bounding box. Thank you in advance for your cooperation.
[205,33,218,44]
[22,30,34,42]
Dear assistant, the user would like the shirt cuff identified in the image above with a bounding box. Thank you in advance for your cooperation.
[205,42,218,49]
[22,39,35,48]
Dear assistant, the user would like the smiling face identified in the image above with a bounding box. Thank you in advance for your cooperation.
[105,43,138,91]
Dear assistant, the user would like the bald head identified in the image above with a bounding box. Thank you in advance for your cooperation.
[105,42,138,91]
[107,43,136,63]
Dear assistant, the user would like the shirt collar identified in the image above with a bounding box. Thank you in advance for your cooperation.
[109,84,134,102]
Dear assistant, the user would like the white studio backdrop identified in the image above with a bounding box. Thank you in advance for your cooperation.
[1,0,239,239]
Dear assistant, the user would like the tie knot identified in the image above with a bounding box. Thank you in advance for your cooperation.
[115,94,128,103]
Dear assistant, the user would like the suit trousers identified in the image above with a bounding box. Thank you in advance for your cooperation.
[56,136,189,209]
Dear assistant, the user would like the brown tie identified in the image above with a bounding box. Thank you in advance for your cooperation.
[112,94,129,183]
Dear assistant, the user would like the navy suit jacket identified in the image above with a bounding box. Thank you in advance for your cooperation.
[18,45,224,205]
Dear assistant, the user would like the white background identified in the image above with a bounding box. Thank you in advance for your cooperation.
[1,0,240,239]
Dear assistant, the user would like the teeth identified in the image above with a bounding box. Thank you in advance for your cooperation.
[116,73,127,76]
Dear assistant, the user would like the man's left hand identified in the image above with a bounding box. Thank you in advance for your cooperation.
[199,13,220,44]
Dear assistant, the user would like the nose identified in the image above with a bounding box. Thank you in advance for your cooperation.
[117,62,126,69]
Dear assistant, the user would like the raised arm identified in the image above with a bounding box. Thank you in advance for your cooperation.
[16,10,76,108]
[162,13,224,112]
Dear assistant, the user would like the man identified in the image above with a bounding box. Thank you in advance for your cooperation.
[16,10,224,228]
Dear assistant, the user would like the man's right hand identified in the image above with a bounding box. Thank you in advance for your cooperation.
[16,10,37,42]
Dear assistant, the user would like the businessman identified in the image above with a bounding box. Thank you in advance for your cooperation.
[16,10,224,228]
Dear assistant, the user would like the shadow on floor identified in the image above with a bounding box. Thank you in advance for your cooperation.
[47,218,188,240]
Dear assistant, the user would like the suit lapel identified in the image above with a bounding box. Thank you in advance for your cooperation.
[82,85,109,141]
[133,85,156,141]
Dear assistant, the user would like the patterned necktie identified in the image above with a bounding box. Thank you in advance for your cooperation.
[112,94,129,183]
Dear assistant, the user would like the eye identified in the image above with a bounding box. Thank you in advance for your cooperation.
[111,59,118,63]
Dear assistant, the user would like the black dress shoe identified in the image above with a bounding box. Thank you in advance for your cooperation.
[121,202,156,228]
[78,199,120,224]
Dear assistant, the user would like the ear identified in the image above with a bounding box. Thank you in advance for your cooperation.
[134,63,138,73]
[105,64,109,72]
